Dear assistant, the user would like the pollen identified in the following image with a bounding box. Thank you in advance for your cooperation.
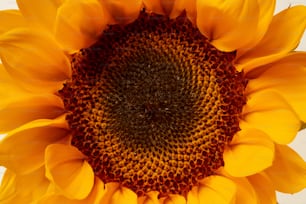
[59,11,247,197]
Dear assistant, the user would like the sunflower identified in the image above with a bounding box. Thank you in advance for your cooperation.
[0,0,306,203]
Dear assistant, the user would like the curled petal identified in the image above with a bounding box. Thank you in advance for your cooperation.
[45,144,94,200]
[55,0,107,52]
[241,90,300,144]
[196,0,260,51]
[224,128,274,177]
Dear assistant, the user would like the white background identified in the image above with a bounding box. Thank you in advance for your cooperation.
[0,0,305,203]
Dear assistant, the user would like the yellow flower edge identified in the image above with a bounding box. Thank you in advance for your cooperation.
[0,0,305,204]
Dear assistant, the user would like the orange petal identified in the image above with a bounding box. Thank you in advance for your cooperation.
[0,27,71,93]
[138,191,159,204]
[169,0,196,21]
[101,183,138,204]
[246,52,306,122]
[236,6,306,71]
[16,0,63,30]
[159,194,186,204]
[223,128,274,177]
[265,144,306,193]
[99,0,142,24]
[37,177,105,204]
[248,173,277,204]
[0,169,16,201]
[54,0,107,52]
[45,144,94,200]
[196,0,260,52]
[195,175,236,204]
[0,116,69,174]
[241,90,300,144]
[0,10,26,35]
[0,94,64,133]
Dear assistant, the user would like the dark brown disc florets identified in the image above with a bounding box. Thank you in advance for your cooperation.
[59,11,247,197]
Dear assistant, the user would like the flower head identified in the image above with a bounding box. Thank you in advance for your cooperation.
[0,0,306,204]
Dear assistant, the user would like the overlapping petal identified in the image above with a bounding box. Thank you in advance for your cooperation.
[16,0,63,30]
[229,177,257,204]
[246,52,306,122]
[99,0,142,24]
[236,5,306,71]
[0,94,64,133]
[265,144,306,193]
[37,177,105,204]
[159,194,186,204]
[0,168,49,204]
[54,0,107,52]
[248,173,276,204]
[240,90,301,144]
[196,0,260,51]
[223,128,274,177]
[101,183,138,204]
[188,175,236,204]
[0,10,26,35]
[45,144,94,200]
[0,27,71,93]
[138,191,159,204]
[0,116,69,174]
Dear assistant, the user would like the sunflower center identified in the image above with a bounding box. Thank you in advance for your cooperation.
[59,12,247,197]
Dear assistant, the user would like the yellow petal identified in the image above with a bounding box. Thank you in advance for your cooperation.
[246,52,306,122]
[54,0,107,52]
[196,0,260,52]
[0,94,64,133]
[0,116,69,174]
[45,144,94,200]
[265,144,306,193]
[16,0,63,30]
[236,6,306,71]
[248,173,276,204]
[223,128,274,177]
[195,175,236,204]
[0,27,71,93]
[101,182,138,204]
[229,177,257,204]
[186,187,199,204]
[159,194,186,204]
[99,0,142,24]
[241,90,301,144]
[138,191,159,204]
[0,169,16,201]
[0,10,26,35]
[0,167,49,204]
[37,177,105,204]
[0,64,31,108]
[236,0,276,56]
